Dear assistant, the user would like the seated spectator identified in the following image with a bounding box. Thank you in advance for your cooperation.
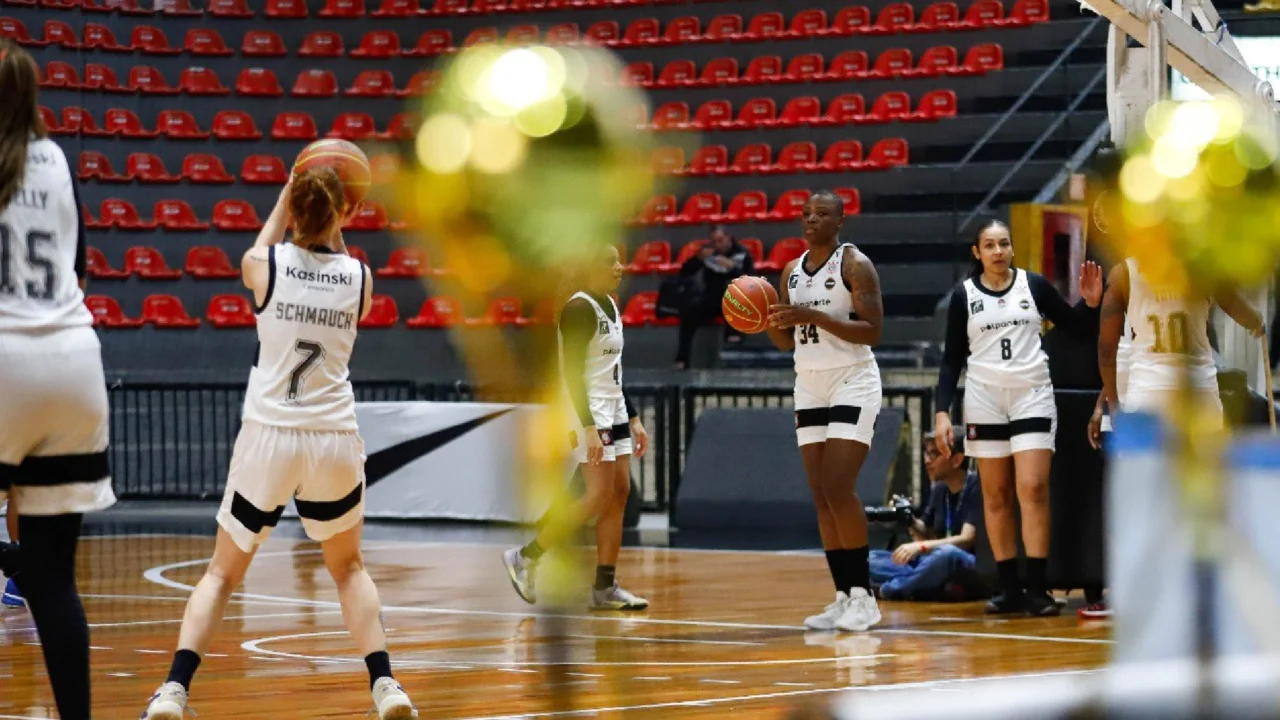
[674,225,753,369]
[870,433,985,601]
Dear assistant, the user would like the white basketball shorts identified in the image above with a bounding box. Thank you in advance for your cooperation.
[0,326,115,516]
[218,421,366,553]
[794,362,882,447]
[572,396,634,464]
[1122,386,1224,431]
[963,379,1057,457]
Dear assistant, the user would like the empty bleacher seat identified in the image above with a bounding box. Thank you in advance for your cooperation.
[627,241,671,273]
[157,110,209,139]
[130,25,182,55]
[128,65,179,94]
[319,0,364,16]
[0,17,44,46]
[346,69,395,97]
[299,31,343,57]
[816,140,863,171]
[185,28,233,56]
[407,297,462,328]
[621,291,658,327]
[352,30,400,57]
[183,153,236,183]
[143,295,201,328]
[630,196,675,226]
[126,246,183,279]
[686,145,728,176]
[404,29,452,56]
[85,248,129,280]
[103,108,158,138]
[265,0,308,17]
[834,187,862,216]
[209,0,254,17]
[740,11,784,41]
[293,69,338,97]
[128,152,180,183]
[213,200,264,231]
[79,151,128,183]
[101,199,156,230]
[328,112,378,140]
[359,295,399,327]
[397,71,439,97]
[863,137,910,169]
[812,93,866,126]
[372,0,421,16]
[42,20,79,48]
[909,89,958,121]
[727,144,770,175]
[187,246,240,278]
[242,30,287,56]
[377,247,427,277]
[759,238,806,272]
[207,295,256,328]
[154,199,209,230]
[241,155,288,184]
[344,202,389,230]
[84,64,127,93]
[86,295,143,328]
[721,190,768,222]
[467,297,528,327]
[180,67,230,95]
[82,24,129,52]
[271,111,318,140]
[41,60,80,89]
[236,68,283,97]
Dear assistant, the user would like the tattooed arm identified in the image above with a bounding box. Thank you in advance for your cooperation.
[1098,262,1129,411]
[819,247,884,346]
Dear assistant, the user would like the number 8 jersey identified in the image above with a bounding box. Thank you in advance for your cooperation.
[1125,257,1215,392]
[242,243,366,432]
[958,269,1054,390]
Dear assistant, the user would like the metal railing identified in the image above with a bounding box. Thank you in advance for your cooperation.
[105,381,934,514]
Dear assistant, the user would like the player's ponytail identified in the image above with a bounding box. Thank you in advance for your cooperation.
[0,39,47,212]
[289,166,346,248]
[968,219,1009,278]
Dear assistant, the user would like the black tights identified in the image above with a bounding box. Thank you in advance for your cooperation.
[17,513,91,720]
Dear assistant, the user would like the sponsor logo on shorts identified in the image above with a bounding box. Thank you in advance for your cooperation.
[967,424,977,440]
[598,428,613,445]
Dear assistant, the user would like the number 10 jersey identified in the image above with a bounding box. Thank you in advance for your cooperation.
[243,243,366,432]
[1125,257,1216,393]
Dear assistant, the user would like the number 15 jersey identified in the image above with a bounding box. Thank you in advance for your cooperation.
[242,243,366,432]
[1125,257,1215,392]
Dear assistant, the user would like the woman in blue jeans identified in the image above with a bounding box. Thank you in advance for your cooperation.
[872,433,983,600]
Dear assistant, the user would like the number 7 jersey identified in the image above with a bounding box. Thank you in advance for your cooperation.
[1125,257,1216,392]
[242,243,366,431]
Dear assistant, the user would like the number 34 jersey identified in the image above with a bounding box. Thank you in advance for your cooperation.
[1125,257,1215,392]
[787,244,875,371]
[243,243,366,432]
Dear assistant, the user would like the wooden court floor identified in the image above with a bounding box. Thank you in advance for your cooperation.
[0,535,1111,719]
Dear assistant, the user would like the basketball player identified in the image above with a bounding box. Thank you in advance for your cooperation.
[142,171,417,719]
[0,38,116,719]
[503,245,651,611]
[765,190,884,632]
[934,220,1102,616]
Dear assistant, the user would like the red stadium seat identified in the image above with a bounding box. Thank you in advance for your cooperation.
[298,31,343,57]
[621,292,662,327]
[720,190,768,222]
[827,4,874,36]
[0,17,44,46]
[235,68,282,97]
[506,24,538,44]
[867,3,914,34]
[212,109,262,139]
[961,0,1003,28]
[472,0,506,12]
[670,192,721,226]
[686,145,728,176]
[376,247,426,277]
[154,200,209,230]
[346,245,371,266]
[182,153,236,184]
[241,155,288,184]
[698,13,742,42]
[61,106,104,136]
[42,0,80,10]
[86,295,143,328]
[740,11,783,41]
[429,0,468,14]
[812,93,866,126]
[320,0,364,16]
[621,62,654,88]
[398,71,439,97]
[407,297,462,328]
[740,55,782,85]
[697,57,737,87]
[104,108,159,138]
[650,146,684,175]
[627,241,671,274]
[209,0,254,17]
[81,23,129,52]
[833,187,861,215]
[764,142,817,174]
[664,240,706,273]
[908,89,958,121]
[346,69,395,97]
[143,295,201,328]
[187,247,240,279]
[467,297,527,326]
[691,99,733,130]
[82,204,110,230]
[39,106,67,136]
[180,67,229,95]
[616,18,658,47]
[127,246,182,279]
[352,30,400,57]
[740,238,765,267]
[816,140,863,171]
[781,54,824,83]
[1001,0,1048,25]
[775,96,822,128]
[157,110,209,139]
[207,295,256,328]
[863,137,909,169]
[130,25,181,55]
[732,98,777,129]
[655,59,695,89]
[85,248,129,280]
[128,152,180,183]
[127,65,179,94]
[583,20,619,46]
[84,64,127,93]
[292,69,338,97]
[908,2,960,31]
[372,0,420,16]
[213,200,264,231]
[79,151,128,183]
[185,29,232,56]
[265,0,307,16]
[869,48,912,79]
[823,51,869,82]
[509,0,547,13]
[905,46,959,77]
[759,238,806,272]
[115,0,157,14]
[545,22,579,44]
[344,202,389,231]
[861,91,912,123]
[327,112,378,140]
[359,296,399,328]
[785,8,827,38]
[271,111,318,140]
[162,0,204,16]
[953,43,1003,75]
[379,112,420,140]
[242,30,287,56]
[727,143,771,175]
[766,190,810,222]
[653,16,699,46]
[41,61,81,89]
[630,196,675,226]
[42,20,79,48]
[404,29,452,56]
[650,102,690,131]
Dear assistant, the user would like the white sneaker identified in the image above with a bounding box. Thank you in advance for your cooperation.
[371,677,418,719]
[501,547,536,604]
[589,583,649,611]
[140,681,188,720]
[834,587,881,632]
[803,591,849,630]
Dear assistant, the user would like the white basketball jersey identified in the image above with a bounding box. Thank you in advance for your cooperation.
[787,244,875,371]
[560,292,624,399]
[1125,258,1216,392]
[962,269,1050,389]
[0,138,92,332]
[242,243,365,431]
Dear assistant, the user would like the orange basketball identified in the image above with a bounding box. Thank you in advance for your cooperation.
[722,276,779,334]
[292,139,371,206]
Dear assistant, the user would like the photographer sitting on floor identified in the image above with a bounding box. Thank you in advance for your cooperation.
[870,432,984,601]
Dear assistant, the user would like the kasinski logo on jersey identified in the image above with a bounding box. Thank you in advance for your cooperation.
[284,266,354,286]
[824,277,837,290]
[970,299,984,314]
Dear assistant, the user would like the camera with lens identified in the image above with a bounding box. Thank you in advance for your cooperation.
[864,495,917,527]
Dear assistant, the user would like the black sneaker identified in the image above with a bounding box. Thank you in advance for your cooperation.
[984,590,1026,614]
[1025,590,1061,617]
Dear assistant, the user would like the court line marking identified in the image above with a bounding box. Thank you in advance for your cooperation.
[142,546,1113,647]
[89,609,345,629]
[440,668,1105,720]
[566,633,766,647]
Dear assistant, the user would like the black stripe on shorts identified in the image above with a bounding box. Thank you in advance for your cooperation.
[0,464,14,492]
[966,418,1053,442]
[1009,417,1053,436]
[295,483,364,523]
[12,451,111,487]
[796,406,861,428]
[231,491,286,534]
[610,423,631,442]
